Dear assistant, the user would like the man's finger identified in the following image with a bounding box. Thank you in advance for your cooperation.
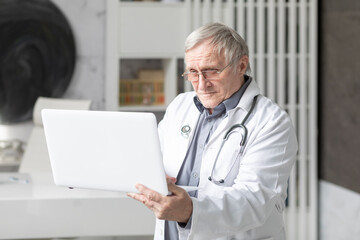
[127,192,161,210]
[127,192,147,204]
[135,184,163,203]
[166,175,177,183]
[166,178,186,195]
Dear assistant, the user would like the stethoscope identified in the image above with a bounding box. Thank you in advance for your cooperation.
[208,95,259,184]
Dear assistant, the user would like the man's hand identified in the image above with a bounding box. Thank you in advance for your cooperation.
[127,176,193,223]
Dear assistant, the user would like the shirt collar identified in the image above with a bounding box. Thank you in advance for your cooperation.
[193,75,252,116]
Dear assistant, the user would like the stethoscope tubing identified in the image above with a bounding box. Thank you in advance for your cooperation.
[208,95,259,184]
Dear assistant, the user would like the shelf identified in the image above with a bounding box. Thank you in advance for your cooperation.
[105,0,188,111]
[0,162,20,167]
[119,52,184,59]
[119,2,185,8]
[118,58,180,110]
[118,105,167,112]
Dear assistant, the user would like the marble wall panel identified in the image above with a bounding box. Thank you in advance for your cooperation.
[319,1,360,239]
[52,0,106,110]
[319,180,360,240]
[319,0,360,193]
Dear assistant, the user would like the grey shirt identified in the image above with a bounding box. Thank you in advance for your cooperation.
[164,77,252,240]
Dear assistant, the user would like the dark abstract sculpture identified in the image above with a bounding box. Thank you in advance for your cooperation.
[0,0,76,123]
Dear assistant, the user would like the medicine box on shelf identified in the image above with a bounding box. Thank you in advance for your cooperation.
[119,69,165,106]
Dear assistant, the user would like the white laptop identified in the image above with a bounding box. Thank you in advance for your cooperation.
[42,110,170,195]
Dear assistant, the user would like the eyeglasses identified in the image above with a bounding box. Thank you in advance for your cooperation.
[182,61,233,83]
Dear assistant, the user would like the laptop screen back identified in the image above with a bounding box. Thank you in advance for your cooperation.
[42,109,168,195]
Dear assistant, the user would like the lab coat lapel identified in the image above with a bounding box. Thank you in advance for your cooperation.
[199,80,261,187]
[165,103,200,178]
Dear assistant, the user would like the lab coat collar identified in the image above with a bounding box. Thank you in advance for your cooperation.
[193,75,251,115]
[235,77,261,112]
[168,80,261,177]
[204,78,261,147]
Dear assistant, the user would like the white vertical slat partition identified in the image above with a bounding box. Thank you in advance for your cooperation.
[267,0,276,100]
[309,1,318,240]
[236,0,245,37]
[213,0,222,23]
[247,0,255,75]
[288,0,299,239]
[187,1,318,240]
[193,0,201,29]
[224,0,235,29]
[299,2,307,240]
[256,0,265,93]
[277,0,286,108]
[202,0,211,24]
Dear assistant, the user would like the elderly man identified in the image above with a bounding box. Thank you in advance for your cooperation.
[128,22,298,240]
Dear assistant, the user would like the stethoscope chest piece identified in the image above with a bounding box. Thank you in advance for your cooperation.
[181,124,191,138]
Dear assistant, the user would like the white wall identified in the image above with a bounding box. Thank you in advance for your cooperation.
[319,180,360,240]
[0,0,107,145]
[52,0,107,110]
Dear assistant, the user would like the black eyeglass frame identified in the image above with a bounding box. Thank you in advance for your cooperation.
[181,60,234,82]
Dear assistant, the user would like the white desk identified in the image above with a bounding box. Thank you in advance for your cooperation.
[0,173,155,239]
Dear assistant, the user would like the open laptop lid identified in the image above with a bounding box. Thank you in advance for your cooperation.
[41,109,168,195]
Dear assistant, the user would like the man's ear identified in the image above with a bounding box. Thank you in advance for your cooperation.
[238,55,249,75]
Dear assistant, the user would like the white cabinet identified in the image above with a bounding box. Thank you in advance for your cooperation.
[118,2,187,56]
[106,1,190,111]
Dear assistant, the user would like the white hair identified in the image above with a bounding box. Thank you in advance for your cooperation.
[184,22,251,74]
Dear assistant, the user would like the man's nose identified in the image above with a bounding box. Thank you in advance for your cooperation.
[197,73,210,89]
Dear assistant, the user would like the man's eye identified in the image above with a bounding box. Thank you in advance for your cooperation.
[204,69,218,73]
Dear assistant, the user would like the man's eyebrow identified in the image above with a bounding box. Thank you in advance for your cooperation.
[203,65,219,70]
[185,67,217,72]
[186,63,219,69]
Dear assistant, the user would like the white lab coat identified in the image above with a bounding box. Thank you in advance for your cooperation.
[156,80,298,240]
